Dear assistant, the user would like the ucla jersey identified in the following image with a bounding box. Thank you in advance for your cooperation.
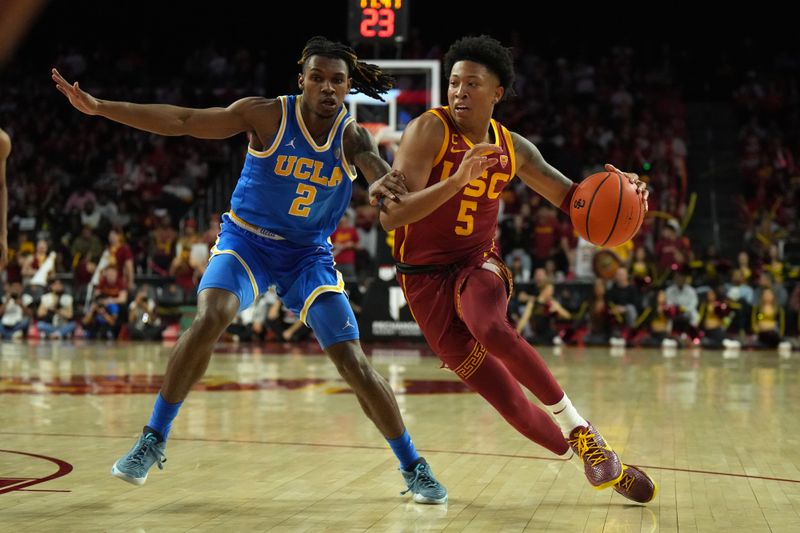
[230,94,357,244]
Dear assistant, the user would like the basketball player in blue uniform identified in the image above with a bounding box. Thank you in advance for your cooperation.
[52,36,447,504]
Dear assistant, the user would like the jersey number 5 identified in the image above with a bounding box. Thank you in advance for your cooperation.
[455,200,477,236]
[289,183,316,217]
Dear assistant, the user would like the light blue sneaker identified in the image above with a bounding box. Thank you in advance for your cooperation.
[400,458,448,504]
[111,428,167,486]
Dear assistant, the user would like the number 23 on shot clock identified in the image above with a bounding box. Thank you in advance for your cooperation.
[347,0,410,43]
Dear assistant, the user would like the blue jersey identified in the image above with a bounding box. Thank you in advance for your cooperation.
[229,94,357,245]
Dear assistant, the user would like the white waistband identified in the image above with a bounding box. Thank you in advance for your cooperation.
[226,212,286,240]
[481,262,502,277]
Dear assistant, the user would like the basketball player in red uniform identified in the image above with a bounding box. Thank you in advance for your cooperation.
[380,36,655,503]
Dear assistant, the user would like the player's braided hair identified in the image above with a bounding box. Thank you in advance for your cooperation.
[298,36,394,102]
[444,35,516,99]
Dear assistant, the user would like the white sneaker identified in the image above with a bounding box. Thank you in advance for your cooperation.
[722,339,741,349]
[11,330,23,340]
[610,337,626,347]
[778,341,792,353]
[552,336,564,346]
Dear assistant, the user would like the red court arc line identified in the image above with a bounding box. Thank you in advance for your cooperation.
[0,449,73,495]
[2,432,799,486]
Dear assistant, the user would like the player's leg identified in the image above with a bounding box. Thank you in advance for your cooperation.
[458,268,624,490]
[441,343,656,502]
[439,347,570,456]
[308,295,403,437]
[305,292,447,504]
[111,248,253,487]
[159,287,240,403]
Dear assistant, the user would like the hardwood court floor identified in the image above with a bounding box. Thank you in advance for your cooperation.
[1,340,799,532]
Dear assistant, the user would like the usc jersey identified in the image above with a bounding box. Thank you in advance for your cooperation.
[393,107,516,265]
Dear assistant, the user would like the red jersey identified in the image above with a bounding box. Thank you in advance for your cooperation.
[393,107,516,265]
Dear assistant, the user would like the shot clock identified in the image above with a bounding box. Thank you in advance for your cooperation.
[347,0,409,44]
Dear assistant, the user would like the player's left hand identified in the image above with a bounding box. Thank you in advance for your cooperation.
[605,163,649,212]
[369,169,408,207]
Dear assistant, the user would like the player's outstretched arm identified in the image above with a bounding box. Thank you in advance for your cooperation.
[380,114,500,231]
[51,68,273,140]
[0,127,9,269]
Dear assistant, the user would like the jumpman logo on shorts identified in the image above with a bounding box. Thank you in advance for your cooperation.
[285,137,296,149]
[342,318,354,330]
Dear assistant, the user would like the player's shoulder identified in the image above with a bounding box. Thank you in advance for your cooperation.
[230,97,285,136]
[230,96,282,115]
[507,129,528,148]
[507,130,538,163]
[341,120,376,157]
[403,111,446,145]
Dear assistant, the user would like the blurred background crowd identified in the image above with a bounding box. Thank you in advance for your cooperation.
[1,8,797,352]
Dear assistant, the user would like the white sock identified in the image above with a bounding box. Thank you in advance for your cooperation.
[547,393,588,438]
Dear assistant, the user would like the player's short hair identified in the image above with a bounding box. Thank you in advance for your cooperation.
[444,35,516,98]
[298,36,394,102]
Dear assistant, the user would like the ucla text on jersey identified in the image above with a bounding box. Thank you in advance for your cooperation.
[229,95,357,245]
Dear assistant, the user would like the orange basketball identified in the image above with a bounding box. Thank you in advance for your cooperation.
[569,171,644,247]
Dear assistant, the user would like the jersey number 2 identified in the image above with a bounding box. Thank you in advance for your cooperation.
[289,183,316,217]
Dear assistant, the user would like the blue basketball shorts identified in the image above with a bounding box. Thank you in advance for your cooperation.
[198,214,359,348]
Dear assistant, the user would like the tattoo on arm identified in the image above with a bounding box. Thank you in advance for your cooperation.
[515,133,572,187]
[349,124,390,184]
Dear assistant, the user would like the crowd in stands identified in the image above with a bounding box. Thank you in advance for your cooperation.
[504,48,798,353]
[1,42,797,352]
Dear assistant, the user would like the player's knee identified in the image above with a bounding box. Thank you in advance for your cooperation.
[328,344,371,384]
[193,297,238,335]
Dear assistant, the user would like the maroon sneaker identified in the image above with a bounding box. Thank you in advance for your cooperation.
[613,464,657,503]
[567,423,623,490]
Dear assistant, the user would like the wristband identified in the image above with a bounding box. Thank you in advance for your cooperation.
[559,183,578,215]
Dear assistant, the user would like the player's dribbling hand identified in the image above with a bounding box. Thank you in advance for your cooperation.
[369,169,407,206]
[604,163,649,212]
[51,68,100,115]
[451,143,503,189]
